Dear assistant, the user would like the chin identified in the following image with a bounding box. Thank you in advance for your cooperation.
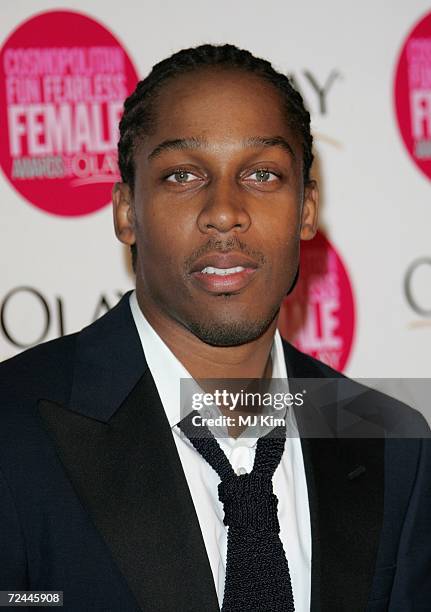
[184,307,280,347]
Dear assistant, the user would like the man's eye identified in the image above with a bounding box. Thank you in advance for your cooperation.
[248,169,278,183]
[165,170,198,183]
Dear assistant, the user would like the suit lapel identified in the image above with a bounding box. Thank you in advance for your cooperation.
[283,341,384,612]
[38,294,219,612]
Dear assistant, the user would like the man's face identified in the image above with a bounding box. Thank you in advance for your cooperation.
[114,68,318,346]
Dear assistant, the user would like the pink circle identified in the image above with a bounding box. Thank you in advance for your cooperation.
[278,231,356,372]
[394,11,431,181]
[0,10,139,216]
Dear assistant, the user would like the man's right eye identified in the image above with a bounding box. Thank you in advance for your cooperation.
[165,170,198,183]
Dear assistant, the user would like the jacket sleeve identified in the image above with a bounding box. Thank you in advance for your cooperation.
[389,438,431,610]
[0,465,28,589]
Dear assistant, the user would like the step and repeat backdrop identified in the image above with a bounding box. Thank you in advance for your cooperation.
[1,0,430,378]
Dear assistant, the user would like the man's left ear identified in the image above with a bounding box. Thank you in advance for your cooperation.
[300,180,319,241]
[112,182,136,247]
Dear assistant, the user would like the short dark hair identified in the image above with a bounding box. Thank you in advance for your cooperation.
[117,43,314,270]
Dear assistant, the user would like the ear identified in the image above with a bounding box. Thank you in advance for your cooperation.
[300,180,319,241]
[112,182,136,246]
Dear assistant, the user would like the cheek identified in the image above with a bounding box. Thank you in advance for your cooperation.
[136,188,195,245]
[257,207,301,258]
[261,222,301,291]
[272,238,300,285]
[136,211,190,282]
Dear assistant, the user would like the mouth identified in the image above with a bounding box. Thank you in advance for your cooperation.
[189,253,259,294]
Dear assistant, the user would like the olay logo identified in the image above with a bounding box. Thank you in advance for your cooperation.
[0,287,124,353]
[404,257,431,318]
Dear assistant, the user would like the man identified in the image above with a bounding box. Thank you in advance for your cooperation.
[0,44,430,612]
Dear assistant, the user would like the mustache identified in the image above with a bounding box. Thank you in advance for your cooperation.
[184,237,267,269]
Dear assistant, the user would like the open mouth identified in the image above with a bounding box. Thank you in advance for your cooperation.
[191,264,258,294]
[200,265,247,276]
[188,251,260,294]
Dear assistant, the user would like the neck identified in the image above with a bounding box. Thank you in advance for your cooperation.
[135,288,278,381]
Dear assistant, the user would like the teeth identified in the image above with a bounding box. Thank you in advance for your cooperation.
[201,266,245,275]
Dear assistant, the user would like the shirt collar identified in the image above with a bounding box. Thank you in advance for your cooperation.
[129,290,294,436]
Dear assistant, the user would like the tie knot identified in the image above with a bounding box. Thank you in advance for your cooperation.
[218,472,280,533]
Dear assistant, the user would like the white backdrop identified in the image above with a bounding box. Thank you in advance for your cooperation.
[1,0,430,378]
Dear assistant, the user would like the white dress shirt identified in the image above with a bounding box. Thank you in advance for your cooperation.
[129,291,311,611]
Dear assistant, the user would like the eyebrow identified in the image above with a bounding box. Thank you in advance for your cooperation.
[147,135,296,161]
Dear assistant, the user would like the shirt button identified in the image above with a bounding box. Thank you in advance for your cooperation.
[236,467,247,476]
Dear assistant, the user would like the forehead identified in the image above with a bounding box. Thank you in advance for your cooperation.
[147,68,296,145]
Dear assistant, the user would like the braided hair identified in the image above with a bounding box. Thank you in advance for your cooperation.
[117,44,314,269]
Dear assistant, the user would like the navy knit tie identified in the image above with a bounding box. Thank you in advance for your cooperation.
[179,411,295,612]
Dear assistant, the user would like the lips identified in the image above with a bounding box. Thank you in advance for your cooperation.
[189,253,259,294]
[189,253,259,273]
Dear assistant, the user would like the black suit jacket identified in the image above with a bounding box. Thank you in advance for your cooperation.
[0,292,430,611]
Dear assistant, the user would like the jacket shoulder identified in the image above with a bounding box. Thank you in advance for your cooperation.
[0,333,78,408]
[281,338,345,379]
[281,339,430,437]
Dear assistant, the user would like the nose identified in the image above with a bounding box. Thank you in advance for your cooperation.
[197,179,251,235]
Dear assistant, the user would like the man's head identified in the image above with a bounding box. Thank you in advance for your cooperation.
[113,44,318,346]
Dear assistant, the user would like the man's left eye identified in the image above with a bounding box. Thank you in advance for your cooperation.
[248,169,278,182]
